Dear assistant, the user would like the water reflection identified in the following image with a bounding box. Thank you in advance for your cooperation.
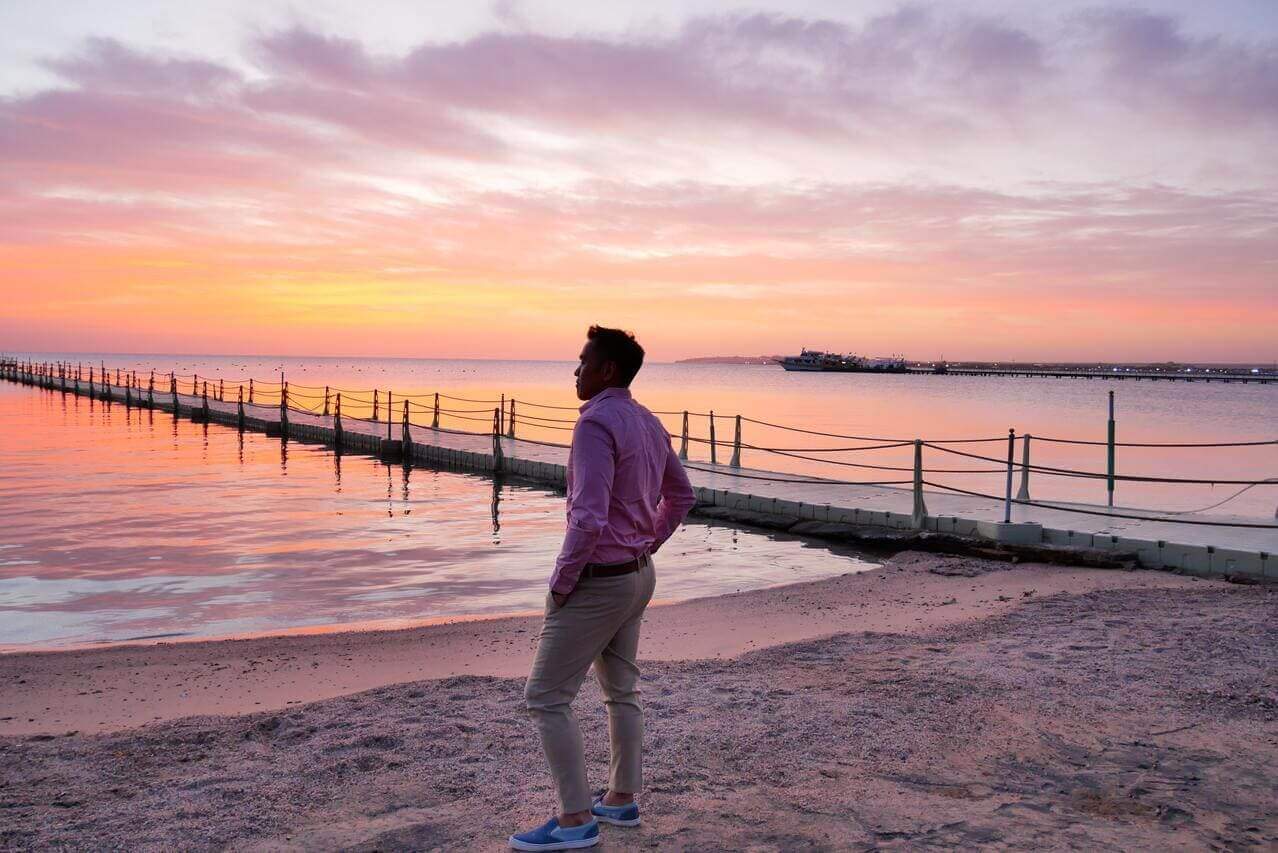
[0,384,878,650]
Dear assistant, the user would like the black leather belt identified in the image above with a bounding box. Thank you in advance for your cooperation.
[582,555,645,578]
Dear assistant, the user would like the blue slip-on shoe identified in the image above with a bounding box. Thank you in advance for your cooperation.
[592,795,641,827]
[508,817,600,851]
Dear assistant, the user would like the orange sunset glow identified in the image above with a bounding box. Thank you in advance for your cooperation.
[2,2,1276,361]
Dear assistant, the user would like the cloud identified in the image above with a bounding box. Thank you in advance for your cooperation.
[0,6,1275,359]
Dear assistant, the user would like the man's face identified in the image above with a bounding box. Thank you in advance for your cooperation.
[574,341,615,401]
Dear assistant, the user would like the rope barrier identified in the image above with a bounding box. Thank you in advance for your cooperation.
[684,463,911,487]
[1034,435,1277,449]
[923,442,1276,486]
[922,480,1278,529]
[740,415,1005,444]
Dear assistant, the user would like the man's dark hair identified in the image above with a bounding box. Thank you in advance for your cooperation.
[587,325,645,386]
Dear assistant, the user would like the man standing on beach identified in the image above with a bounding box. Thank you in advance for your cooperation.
[510,326,697,851]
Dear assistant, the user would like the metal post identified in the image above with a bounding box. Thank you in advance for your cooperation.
[507,399,516,438]
[237,386,245,429]
[148,371,154,409]
[248,378,254,404]
[709,411,718,465]
[373,389,380,422]
[1004,429,1016,523]
[1016,433,1032,501]
[125,379,133,408]
[171,372,178,413]
[323,386,330,417]
[679,411,689,461]
[492,407,504,472]
[387,392,393,441]
[499,394,505,436]
[89,366,95,398]
[432,392,440,429]
[202,381,210,421]
[193,373,198,399]
[219,379,224,402]
[912,439,928,529]
[334,393,343,451]
[1106,391,1116,507]
[730,415,742,467]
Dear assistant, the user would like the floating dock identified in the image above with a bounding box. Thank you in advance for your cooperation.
[4,361,1274,583]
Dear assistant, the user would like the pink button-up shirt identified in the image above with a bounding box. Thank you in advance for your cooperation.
[550,386,697,594]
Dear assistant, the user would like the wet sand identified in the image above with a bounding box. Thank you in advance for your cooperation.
[2,554,1274,850]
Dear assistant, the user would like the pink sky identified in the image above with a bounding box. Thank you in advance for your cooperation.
[1,2,1275,361]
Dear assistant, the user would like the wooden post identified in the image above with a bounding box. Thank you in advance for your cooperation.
[1106,391,1116,508]
[237,386,245,429]
[248,378,254,404]
[373,389,380,422]
[402,400,411,460]
[432,392,440,429]
[89,366,96,398]
[709,411,718,465]
[219,378,224,402]
[148,371,155,409]
[507,399,516,438]
[280,382,290,438]
[125,378,133,408]
[171,372,178,413]
[334,393,344,452]
[679,411,689,460]
[730,415,742,467]
[323,386,330,417]
[912,439,928,529]
[386,392,393,441]
[500,394,506,435]
[202,381,210,421]
[1016,434,1032,502]
[492,408,503,472]
[1004,429,1016,523]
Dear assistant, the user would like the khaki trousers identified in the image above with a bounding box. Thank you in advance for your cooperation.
[524,556,656,814]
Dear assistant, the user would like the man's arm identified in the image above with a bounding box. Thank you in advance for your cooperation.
[650,439,696,553]
[549,417,615,596]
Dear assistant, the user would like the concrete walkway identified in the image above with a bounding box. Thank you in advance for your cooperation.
[8,367,1276,581]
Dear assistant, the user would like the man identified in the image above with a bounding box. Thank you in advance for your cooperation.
[510,326,697,851]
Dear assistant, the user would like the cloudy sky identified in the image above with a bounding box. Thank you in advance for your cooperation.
[1,1,1275,361]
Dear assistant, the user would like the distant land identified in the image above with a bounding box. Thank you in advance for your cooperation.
[675,355,781,364]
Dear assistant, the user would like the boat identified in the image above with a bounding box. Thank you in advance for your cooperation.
[779,349,909,373]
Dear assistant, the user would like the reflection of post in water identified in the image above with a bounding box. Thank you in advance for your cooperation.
[333,448,342,492]
[401,463,411,511]
[385,460,394,517]
[490,476,502,540]
[237,429,244,467]
[280,435,289,477]
[201,419,209,464]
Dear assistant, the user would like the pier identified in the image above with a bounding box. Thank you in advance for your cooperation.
[908,366,1276,383]
[4,358,1275,582]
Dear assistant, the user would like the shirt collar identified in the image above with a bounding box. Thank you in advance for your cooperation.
[579,386,632,413]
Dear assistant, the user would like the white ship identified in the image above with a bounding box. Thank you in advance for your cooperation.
[779,349,908,373]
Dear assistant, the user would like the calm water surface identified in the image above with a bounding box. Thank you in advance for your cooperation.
[3,354,1275,650]
[0,382,878,650]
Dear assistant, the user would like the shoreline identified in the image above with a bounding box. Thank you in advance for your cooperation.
[4,551,1273,851]
[0,552,1213,737]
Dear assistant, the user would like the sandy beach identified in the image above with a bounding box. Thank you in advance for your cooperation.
[2,553,1275,850]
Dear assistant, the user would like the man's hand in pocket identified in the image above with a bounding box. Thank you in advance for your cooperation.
[551,592,570,608]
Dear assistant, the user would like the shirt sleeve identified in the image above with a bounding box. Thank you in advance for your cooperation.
[650,438,696,553]
[550,416,615,595]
